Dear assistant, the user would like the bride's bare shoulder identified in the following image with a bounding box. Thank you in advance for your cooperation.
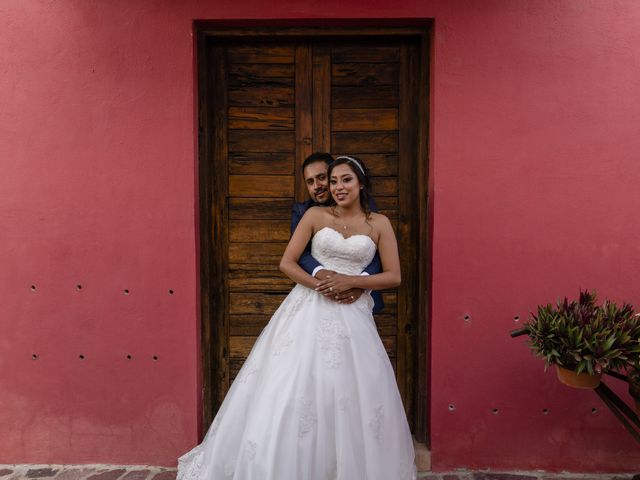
[301,206,334,229]
[303,206,330,219]
[368,211,392,227]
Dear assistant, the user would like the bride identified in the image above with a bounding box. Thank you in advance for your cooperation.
[178,156,416,480]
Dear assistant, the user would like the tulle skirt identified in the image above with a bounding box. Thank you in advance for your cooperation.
[178,285,416,480]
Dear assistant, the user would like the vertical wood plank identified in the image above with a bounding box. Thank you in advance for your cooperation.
[198,33,214,433]
[313,44,332,153]
[210,45,230,411]
[415,30,432,445]
[295,44,313,202]
[398,43,415,422]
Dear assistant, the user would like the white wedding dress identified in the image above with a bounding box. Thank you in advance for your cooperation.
[177,226,416,480]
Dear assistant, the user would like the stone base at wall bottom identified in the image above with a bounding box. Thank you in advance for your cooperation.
[0,464,637,480]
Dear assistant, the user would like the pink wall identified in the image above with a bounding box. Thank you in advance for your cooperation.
[2,0,640,472]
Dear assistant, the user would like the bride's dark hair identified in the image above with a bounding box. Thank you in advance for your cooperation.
[327,155,372,217]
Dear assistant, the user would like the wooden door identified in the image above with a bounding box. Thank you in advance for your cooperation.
[199,31,429,440]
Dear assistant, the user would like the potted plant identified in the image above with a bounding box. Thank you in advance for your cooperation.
[524,290,640,389]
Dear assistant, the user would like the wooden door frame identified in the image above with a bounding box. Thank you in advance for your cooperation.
[196,22,433,445]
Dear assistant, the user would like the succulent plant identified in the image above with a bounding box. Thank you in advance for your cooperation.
[525,290,640,375]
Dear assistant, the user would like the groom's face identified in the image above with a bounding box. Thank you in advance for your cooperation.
[303,161,330,205]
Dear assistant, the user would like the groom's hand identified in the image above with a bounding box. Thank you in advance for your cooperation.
[314,269,336,281]
[315,273,356,297]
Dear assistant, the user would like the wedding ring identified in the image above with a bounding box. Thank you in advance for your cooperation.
[329,287,333,292]
[350,295,355,300]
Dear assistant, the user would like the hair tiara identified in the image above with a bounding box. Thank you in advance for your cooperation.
[334,156,365,175]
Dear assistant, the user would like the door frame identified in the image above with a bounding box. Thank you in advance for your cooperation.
[195,21,433,445]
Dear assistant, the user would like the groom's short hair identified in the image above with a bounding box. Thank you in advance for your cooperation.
[301,152,334,174]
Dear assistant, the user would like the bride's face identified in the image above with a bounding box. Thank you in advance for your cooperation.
[329,164,361,208]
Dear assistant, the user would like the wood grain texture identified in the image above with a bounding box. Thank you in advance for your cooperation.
[228,131,295,153]
[227,44,295,63]
[229,359,245,382]
[209,45,231,415]
[229,314,271,336]
[229,269,293,292]
[229,197,293,220]
[229,242,288,264]
[198,33,215,429]
[374,196,399,211]
[332,45,400,63]
[229,292,287,315]
[228,86,294,108]
[229,152,294,175]
[229,219,291,242]
[295,44,313,202]
[415,31,432,444]
[381,335,397,356]
[332,62,399,86]
[228,107,294,130]
[374,314,398,336]
[332,108,398,131]
[371,177,399,197]
[229,336,260,358]
[332,85,399,108]
[229,175,294,197]
[396,43,419,420]
[228,64,294,86]
[332,131,399,153]
[329,153,399,176]
[358,154,399,176]
[312,44,331,153]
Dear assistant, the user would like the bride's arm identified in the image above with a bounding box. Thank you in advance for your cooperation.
[279,208,322,289]
[315,215,401,294]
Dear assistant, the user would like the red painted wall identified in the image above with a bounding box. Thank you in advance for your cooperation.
[2,0,640,472]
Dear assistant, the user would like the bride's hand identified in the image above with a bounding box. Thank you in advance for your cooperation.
[315,273,356,296]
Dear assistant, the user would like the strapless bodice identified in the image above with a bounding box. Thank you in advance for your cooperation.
[311,227,376,275]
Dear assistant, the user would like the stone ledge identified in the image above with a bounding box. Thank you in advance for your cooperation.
[0,466,176,480]
[418,472,638,480]
[1,465,637,480]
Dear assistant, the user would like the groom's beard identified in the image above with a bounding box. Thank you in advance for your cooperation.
[313,188,330,205]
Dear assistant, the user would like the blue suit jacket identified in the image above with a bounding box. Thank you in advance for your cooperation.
[290,199,384,314]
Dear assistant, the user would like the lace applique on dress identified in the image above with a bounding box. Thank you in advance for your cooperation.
[177,449,204,480]
[237,359,258,384]
[288,288,311,315]
[316,313,351,369]
[311,227,376,276]
[272,331,293,356]
[244,440,257,461]
[369,404,385,441]
[298,396,318,437]
[355,291,375,316]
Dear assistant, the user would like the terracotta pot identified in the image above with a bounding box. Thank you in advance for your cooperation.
[555,365,602,389]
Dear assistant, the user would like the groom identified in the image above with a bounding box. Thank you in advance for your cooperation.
[290,152,384,313]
